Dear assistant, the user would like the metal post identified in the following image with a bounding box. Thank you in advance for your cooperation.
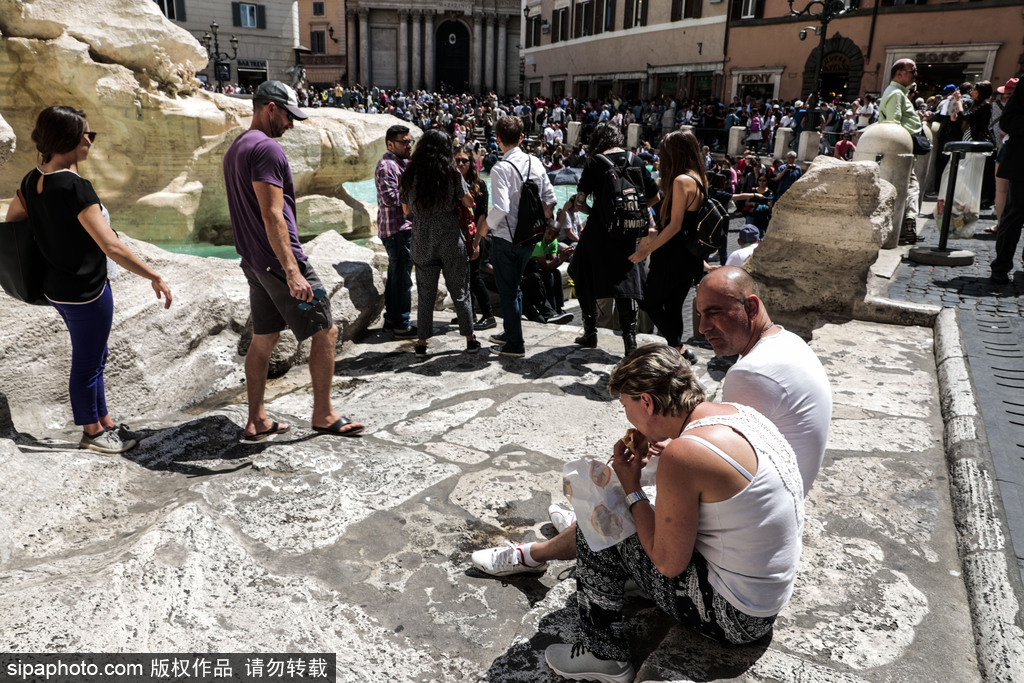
[936,149,963,253]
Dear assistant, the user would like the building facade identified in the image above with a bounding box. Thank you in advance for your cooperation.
[521,0,730,102]
[297,0,350,87]
[153,0,301,89]
[723,0,1023,103]
[345,0,523,94]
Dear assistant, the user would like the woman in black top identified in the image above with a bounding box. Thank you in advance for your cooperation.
[951,81,994,143]
[5,106,172,454]
[569,122,660,354]
[629,129,708,364]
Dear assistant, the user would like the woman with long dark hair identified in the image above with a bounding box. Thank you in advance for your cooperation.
[570,122,660,354]
[628,129,707,364]
[455,143,495,330]
[399,129,478,358]
[5,106,172,454]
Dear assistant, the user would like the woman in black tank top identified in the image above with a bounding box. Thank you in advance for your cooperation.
[629,130,707,364]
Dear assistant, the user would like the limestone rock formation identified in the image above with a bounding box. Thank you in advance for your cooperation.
[0,232,382,435]
[745,155,897,336]
[0,0,405,244]
[0,0,206,93]
[0,112,14,167]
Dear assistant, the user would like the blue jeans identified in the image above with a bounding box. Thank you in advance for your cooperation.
[50,283,114,426]
[382,229,413,327]
[490,237,534,346]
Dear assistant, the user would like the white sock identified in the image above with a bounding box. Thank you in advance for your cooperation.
[519,542,540,566]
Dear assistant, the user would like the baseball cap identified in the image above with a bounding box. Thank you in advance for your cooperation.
[943,84,956,95]
[738,224,760,245]
[254,80,308,121]
[997,78,1018,95]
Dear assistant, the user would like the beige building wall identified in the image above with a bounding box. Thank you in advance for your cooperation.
[158,0,301,88]
[348,0,521,94]
[298,0,349,86]
[727,1,1023,104]
[522,0,728,101]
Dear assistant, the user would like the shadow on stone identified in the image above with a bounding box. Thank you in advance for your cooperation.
[122,414,297,476]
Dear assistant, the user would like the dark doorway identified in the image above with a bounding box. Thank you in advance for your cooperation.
[436,20,470,93]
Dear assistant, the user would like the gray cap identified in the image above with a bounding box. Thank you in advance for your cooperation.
[253,80,307,120]
[738,224,760,245]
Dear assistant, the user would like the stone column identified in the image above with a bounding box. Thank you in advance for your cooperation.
[398,10,409,92]
[358,8,371,87]
[496,15,508,96]
[346,10,357,87]
[472,11,483,93]
[484,15,495,94]
[424,11,436,92]
[411,10,422,91]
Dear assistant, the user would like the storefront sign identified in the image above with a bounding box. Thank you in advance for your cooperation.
[237,59,268,69]
[915,51,964,64]
[740,73,773,85]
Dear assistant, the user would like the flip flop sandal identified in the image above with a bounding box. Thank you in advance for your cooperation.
[312,416,365,437]
[243,421,290,442]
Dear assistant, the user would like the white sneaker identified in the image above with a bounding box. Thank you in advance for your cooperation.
[545,643,634,683]
[548,504,577,534]
[79,429,137,455]
[471,542,547,577]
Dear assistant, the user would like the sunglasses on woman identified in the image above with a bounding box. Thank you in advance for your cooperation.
[455,158,470,165]
[84,132,98,142]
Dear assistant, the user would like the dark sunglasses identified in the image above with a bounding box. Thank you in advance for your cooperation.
[455,158,470,165]
[298,287,327,311]
[84,131,98,142]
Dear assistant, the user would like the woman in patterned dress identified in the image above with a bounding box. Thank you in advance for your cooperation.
[399,129,479,358]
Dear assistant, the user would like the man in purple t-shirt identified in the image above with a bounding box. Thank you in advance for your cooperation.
[223,80,364,440]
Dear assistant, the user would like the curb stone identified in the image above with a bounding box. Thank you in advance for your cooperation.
[934,307,1024,681]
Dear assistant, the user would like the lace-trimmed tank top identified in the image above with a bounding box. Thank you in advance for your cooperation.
[682,403,805,617]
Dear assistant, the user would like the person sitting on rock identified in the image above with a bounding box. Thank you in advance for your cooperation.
[725,224,761,267]
[542,344,805,683]
[522,223,574,325]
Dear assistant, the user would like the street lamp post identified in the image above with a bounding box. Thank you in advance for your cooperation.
[789,0,848,130]
[200,21,239,91]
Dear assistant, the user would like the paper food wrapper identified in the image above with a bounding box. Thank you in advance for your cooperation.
[562,457,658,552]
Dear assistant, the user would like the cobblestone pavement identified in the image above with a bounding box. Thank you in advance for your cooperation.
[887,205,1024,313]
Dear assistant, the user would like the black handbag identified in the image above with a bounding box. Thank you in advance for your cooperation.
[0,188,47,305]
[911,131,932,156]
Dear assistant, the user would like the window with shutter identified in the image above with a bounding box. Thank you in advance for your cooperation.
[624,0,634,29]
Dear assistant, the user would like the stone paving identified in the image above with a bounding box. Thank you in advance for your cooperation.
[887,204,1024,313]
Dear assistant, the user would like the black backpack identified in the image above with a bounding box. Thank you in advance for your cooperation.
[682,173,728,260]
[596,152,649,239]
[503,159,548,246]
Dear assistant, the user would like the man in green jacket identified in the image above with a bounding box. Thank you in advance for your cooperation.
[879,58,924,244]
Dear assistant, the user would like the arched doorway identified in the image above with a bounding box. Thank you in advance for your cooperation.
[802,33,865,103]
[435,20,470,93]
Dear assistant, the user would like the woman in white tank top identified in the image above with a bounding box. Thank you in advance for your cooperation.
[545,344,804,683]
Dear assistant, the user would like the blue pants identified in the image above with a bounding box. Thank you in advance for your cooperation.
[382,229,413,327]
[50,284,114,426]
[490,237,535,346]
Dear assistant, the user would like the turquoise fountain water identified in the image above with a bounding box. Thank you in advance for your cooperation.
[158,172,581,259]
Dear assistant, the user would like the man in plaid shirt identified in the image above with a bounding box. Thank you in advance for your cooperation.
[375,124,417,337]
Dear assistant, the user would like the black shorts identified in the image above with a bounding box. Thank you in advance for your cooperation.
[244,260,333,343]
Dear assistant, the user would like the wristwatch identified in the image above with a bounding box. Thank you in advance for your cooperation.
[624,490,648,508]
